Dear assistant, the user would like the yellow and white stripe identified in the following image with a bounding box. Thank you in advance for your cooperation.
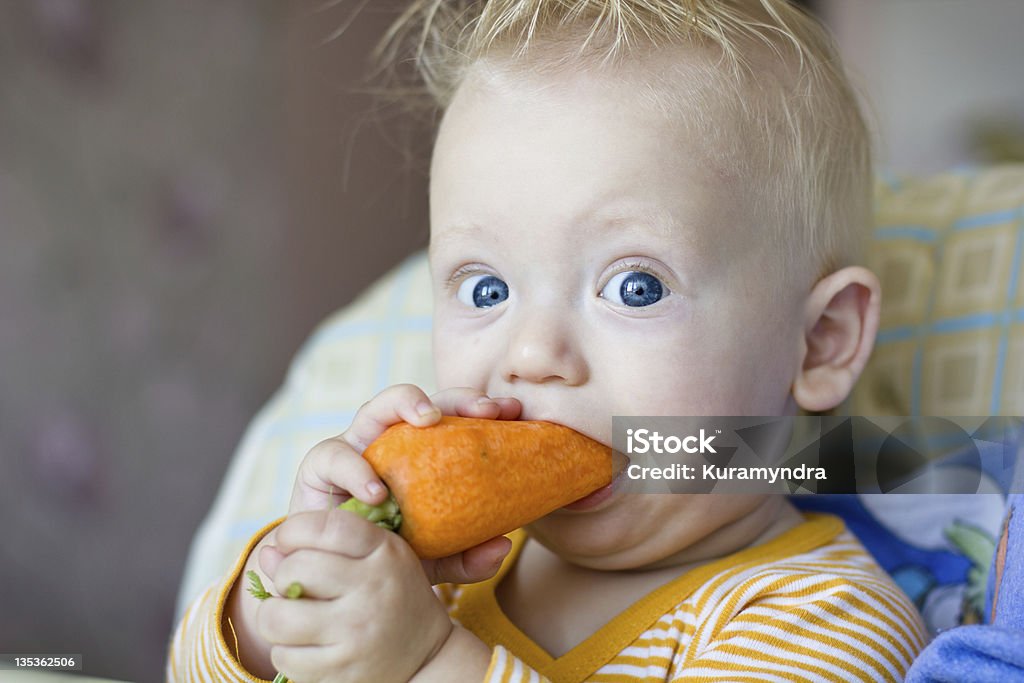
[167,514,927,683]
[458,516,927,683]
[168,519,282,683]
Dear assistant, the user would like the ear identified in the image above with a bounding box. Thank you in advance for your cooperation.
[792,266,881,412]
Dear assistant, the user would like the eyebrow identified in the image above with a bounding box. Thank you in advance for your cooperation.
[591,208,680,239]
[432,203,685,244]
[430,223,487,243]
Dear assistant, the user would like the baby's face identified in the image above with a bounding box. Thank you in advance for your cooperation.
[429,55,806,569]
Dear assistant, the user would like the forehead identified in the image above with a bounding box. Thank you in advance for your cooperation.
[434,44,736,152]
[432,66,691,187]
[428,49,751,255]
[429,41,753,198]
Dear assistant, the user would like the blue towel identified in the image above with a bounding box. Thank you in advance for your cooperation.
[905,626,1024,682]
[990,494,1023,630]
[907,493,1024,682]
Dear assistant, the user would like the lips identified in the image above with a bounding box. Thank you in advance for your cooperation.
[561,449,630,511]
[562,481,616,510]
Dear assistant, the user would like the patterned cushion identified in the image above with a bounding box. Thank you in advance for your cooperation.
[853,165,1024,416]
[175,165,1024,635]
[809,164,1024,632]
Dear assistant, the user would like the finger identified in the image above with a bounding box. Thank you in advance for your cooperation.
[257,596,338,646]
[491,396,523,420]
[269,548,357,601]
[271,643,360,683]
[342,383,440,453]
[258,544,285,581]
[298,435,388,506]
[429,388,521,421]
[429,387,500,418]
[274,509,386,560]
[423,535,512,585]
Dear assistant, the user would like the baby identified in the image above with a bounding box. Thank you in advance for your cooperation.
[169,0,929,681]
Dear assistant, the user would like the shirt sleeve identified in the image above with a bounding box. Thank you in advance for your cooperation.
[482,646,553,683]
[167,518,283,683]
[669,571,929,682]
[169,580,544,683]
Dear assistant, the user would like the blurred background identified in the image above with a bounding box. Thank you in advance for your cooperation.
[0,1,1021,681]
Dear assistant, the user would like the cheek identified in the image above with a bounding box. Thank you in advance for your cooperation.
[432,318,493,389]
[591,326,722,416]
[432,344,466,389]
[431,319,458,386]
[601,310,798,416]
[701,307,800,413]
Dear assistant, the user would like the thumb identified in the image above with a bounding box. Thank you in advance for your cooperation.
[423,536,512,585]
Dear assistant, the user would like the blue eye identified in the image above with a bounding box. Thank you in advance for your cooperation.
[600,271,666,307]
[457,274,509,308]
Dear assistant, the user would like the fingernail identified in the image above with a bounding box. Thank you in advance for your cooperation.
[366,481,385,498]
[476,397,497,407]
[416,401,438,418]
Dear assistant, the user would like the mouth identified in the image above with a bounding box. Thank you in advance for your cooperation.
[561,449,630,512]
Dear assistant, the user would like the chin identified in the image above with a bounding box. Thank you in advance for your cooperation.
[525,507,653,570]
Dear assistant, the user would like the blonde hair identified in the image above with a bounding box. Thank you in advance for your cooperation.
[375,0,871,281]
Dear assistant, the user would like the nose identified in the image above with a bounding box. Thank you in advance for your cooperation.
[500,307,588,386]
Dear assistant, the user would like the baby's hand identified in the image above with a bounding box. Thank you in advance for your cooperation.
[289,384,520,584]
[256,508,449,682]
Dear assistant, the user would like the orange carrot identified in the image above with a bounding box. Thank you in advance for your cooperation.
[246,416,612,683]
[358,416,613,559]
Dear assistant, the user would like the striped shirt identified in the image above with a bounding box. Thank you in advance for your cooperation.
[167,513,928,682]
